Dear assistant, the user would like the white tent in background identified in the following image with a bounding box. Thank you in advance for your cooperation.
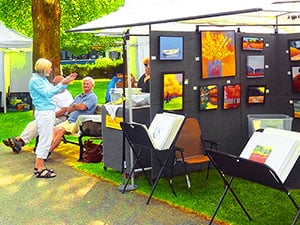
[0,21,32,113]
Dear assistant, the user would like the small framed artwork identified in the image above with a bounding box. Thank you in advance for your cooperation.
[291,66,300,93]
[223,84,241,110]
[201,30,236,79]
[242,36,264,51]
[247,55,265,78]
[247,85,266,104]
[293,99,300,118]
[199,84,219,110]
[163,72,184,111]
[159,36,183,60]
[288,39,300,62]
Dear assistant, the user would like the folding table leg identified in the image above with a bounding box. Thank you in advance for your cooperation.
[208,176,251,225]
[146,149,177,205]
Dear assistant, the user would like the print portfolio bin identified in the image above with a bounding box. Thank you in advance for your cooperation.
[247,114,293,137]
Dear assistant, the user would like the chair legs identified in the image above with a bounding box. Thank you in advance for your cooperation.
[171,161,211,190]
[206,161,211,180]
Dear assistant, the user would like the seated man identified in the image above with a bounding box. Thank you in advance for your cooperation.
[50,76,98,152]
[3,75,74,153]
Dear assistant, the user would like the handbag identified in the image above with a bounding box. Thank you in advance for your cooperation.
[80,120,102,136]
[83,139,103,163]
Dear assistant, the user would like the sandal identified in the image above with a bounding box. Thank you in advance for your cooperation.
[34,167,54,175]
[3,138,13,147]
[3,137,21,153]
[35,168,56,178]
[11,137,21,153]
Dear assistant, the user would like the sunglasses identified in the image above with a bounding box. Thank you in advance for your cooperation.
[144,64,149,67]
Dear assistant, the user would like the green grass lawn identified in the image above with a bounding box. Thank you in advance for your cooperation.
[1,79,300,225]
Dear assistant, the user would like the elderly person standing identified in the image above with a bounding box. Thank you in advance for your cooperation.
[29,58,76,178]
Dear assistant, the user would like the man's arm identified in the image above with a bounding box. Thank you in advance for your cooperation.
[67,103,87,113]
[55,107,68,118]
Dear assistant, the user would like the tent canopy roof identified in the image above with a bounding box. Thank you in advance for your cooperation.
[68,0,300,34]
[0,21,32,48]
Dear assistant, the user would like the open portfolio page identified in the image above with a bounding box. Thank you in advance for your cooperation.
[240,129,300,183]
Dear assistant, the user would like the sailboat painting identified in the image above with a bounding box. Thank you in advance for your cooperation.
[159,36,183,60]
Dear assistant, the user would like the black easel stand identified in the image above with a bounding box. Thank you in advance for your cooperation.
[120,121,181,204]
[206,149,300,225]
[120,122,153,194]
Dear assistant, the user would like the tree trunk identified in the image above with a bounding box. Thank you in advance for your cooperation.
[32,0,61,80]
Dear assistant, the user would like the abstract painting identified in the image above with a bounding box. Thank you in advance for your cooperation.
[291,66,300,93]
[247,85,266,104]
[288,39,300,62]
[201,30,236,79]
[199,84,219,110]
[247,55,265,78]
[223,84,241,109]
[293,99,300,118]
[163,72,184,111]
[242,36,264,51]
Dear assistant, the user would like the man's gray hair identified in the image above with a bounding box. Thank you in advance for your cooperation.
[83,76,95,86]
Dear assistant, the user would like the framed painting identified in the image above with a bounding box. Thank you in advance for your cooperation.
[247,55,265,78]
[291,66,300,93]
[163,72,184,111]
[242,36,264,51]
[247,85,266,104]
[223,84,241,110]
[201,30,236,79]
[199,84,219,110]
[288,39,300,62]
[293,99,300,119]
[159,36,183,60]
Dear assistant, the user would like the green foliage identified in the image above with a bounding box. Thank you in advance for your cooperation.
[62,57,123,79]
[0,0,124,55]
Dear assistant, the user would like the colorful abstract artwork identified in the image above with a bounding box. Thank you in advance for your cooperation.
[159,36,183,60]
[223,84,241,109]
[288,39,300,62]
[293,99,300,119]
[201,30,236,79]
[242,37,264,51]
[247,55,265,78]
[163,72,184,111]
[199,84,219,110]
[291,66,300,93]
[247,85,266,104]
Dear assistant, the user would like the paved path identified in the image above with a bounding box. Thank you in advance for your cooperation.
[0,144,220,225]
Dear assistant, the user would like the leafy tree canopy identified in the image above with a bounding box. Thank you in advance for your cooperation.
[0,0,124,56]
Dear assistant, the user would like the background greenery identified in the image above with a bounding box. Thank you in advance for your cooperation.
[62,58,124,80]
[1,80,300,225]
[0,0,124,56]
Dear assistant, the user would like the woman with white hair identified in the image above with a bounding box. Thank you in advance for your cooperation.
[29,58,76,178]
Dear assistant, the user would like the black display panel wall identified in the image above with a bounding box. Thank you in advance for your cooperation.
[149,30,300,155]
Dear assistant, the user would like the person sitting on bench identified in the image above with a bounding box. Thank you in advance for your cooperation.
[50,76,98,152]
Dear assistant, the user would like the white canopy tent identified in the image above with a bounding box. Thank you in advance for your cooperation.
[68,0,300,34]
[68,0,300,191]
[0,21,32,113]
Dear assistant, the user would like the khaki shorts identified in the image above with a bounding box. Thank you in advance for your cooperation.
[56,120,78,134]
